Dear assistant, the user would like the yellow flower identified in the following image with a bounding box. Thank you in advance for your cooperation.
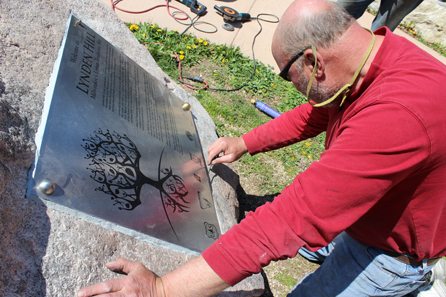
[304,141,312,147]
[198,38,204,44]
[186,45,192,50]
[192,44,197,49]
[179,50,184,55]
[129,24,139,32]
[203,41,208,46]
[157,29,162,32]
[179,54,185,61]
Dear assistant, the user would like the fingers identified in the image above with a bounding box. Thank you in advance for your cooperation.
[208,137,237,165]
[208,139,226,164]
[77,278,126,297]
[210,153,234,165]
[208,137,248,165]
[77,259,161,297]
[106,258,139,275]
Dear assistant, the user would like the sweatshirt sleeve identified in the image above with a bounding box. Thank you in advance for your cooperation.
[202,102,430,285]
[242,103,329,155]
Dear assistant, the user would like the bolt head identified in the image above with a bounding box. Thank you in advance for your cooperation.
[182,102,191,111]
[37,179,56,195]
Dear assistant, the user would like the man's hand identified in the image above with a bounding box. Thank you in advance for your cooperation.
[77,258,165,297]
[208,137,248,165]
[78,256,229,297]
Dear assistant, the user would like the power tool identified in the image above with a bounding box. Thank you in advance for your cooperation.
[214,5,251,23]
[175,0,207,16]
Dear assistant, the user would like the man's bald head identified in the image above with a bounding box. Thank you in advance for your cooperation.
[273,0,355,57]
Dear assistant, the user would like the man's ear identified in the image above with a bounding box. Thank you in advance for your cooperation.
[303,48,324,78]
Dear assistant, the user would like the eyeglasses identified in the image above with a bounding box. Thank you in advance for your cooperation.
[278,46,312,81]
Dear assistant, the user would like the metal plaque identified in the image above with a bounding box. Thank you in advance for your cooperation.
[29,15,220,251]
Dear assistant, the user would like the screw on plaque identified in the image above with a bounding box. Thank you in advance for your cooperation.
[186,131,194,141]
[37,179,56,196]
[182,102,191,111]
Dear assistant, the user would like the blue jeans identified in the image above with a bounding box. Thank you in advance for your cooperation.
[289,233,434,297]
[335,0,424,31]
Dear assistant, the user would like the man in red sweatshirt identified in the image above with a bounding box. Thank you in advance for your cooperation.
[78,0,446,296]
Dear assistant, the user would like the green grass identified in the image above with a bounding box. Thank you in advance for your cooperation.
[276,272,297,287]
[130,22,325,194]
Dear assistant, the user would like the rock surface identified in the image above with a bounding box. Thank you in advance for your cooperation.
[405,0,446,46]
[369,0,446,46]
[0,1,263,296]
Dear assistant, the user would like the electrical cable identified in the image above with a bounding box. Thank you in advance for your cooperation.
[111,0,180,19]
[178,15,218,35]
[174,53,209,90]
[109,0,279,93]
[111,0,188,21]
[110,0,217,34]
[179,13,279,92]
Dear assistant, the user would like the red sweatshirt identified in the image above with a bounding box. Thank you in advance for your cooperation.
[202,27,446,286]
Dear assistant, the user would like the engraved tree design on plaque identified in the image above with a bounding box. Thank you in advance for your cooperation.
[82,129,189,237]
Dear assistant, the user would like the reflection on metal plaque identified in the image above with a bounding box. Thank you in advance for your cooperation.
[28,14,220,251]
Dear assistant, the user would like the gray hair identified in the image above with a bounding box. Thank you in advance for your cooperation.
[280,2,355,55]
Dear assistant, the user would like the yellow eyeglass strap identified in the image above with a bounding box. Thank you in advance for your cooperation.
[311,30,376,108]
[306,45,318,98]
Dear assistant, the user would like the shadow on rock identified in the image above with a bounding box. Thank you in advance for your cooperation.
[236,185,279,221]
[236,185,280,297]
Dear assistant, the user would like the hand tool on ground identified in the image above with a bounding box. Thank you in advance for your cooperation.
[251,99,281,118]
[175,0,207,16]
[214,5,251,23]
